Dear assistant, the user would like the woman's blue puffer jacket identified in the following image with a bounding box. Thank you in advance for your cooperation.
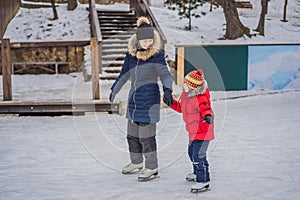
[111,31,172,123]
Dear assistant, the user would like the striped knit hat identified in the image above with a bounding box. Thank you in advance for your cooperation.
[184,69,205,89]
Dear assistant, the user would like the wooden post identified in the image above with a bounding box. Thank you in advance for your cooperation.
[91,37,100,100]
[1,38,12,101]
[176,46,185,87]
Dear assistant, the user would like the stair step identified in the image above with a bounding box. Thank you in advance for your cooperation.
[102,35,132,40]
[103,39,129,44]
[100,76,119,80]
[98,16,136,20]
[102,49,128,55]
[100,24,136,28]
[97,11,135,16]
[101,26,135,31]
[103,54,125,61]
[100,20,137,24]
[102,43,128,48]
[102,61,124,67]
[103,67,122,74]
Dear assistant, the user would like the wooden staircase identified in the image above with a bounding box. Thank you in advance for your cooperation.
[98,10,137,80]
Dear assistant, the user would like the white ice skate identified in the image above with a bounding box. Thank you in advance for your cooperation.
[191,182,210,193]
[185,173,196,181]
[138,168,159,181]
[122,163,143,174]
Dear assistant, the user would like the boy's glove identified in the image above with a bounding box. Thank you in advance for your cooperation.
[203,115,213,124]
[109,91,116,103]
[163,88,174,106]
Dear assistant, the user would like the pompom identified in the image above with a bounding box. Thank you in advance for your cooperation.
[137,16,151,27]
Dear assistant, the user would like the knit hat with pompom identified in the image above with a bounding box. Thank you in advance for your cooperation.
[184,69,205,89]
[136,16,154,40]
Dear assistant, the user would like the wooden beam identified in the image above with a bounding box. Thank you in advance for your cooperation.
[1,38,12,101]
[176,46,184,87]
[0,101,120,114]
[91,37,100,100]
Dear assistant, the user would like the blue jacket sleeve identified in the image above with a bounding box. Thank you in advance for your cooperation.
[110,53,130,93]
[154,51,173,91]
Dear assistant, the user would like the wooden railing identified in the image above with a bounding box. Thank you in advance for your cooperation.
[89,0,102,100]
[1,39,90,101]
[130,0,167,51]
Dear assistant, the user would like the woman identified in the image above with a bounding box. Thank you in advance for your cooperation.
[109,17,174,180]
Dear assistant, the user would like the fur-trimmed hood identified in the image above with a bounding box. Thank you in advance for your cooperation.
[188,80,208,97]
[128,30,162,61]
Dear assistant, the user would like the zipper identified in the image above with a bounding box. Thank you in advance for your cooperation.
[132,59,139,121]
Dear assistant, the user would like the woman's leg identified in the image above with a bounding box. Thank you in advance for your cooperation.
[139,122,158,169]
[127,120,143,164]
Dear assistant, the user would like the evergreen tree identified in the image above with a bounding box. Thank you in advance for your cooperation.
[174,0,208,30]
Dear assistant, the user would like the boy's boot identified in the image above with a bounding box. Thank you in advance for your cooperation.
[186,173,196,181]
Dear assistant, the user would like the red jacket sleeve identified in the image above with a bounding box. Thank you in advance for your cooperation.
[170,99,181,113]
[197,89,214,117]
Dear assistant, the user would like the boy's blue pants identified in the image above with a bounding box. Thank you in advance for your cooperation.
[188,140,210,183]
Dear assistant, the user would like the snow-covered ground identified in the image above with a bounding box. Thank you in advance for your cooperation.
[1,91,300,199]
[1,1,300,199]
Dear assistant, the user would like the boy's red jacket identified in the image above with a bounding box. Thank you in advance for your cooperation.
[170,89,214,141]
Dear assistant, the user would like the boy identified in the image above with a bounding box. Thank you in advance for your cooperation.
[164,69,214,192]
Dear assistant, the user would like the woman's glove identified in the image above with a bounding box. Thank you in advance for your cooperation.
[203,115,213,124]
[109,91,116,103]
[163,88,174,106]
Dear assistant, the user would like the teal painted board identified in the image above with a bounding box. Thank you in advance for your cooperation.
[184,46,248,91]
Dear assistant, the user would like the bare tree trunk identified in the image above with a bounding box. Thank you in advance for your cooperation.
[221,0,250,39]
[255,0,268,36]
[68,0,78,10]
[188,0,191,30]
[50,0,58,20]
[281,0,288,22]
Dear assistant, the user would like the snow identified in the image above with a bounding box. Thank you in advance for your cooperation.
[1,91,300,199]
[1,0,300,199]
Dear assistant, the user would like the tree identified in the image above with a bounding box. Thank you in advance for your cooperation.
[216,0,251,39]
[50,0,58,20]
[255,0,269,36]
[68,0,78,11]
[175,0,207,30]
[281,0,288,22]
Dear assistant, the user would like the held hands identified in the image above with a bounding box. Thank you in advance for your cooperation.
[109,91,116,103]
[163,88,174,106]
[203,115,213,124]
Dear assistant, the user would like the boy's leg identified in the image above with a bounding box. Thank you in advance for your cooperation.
[127,120,143,164]
[188,141,196,174]
[192,140,210,183]
[139,122,158,170]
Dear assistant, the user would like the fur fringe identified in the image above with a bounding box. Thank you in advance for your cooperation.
[188,80,208,97]
[136,16,151,27]
[128,30,162,61]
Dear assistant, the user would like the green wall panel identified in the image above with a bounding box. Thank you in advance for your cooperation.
[184,46,248,91]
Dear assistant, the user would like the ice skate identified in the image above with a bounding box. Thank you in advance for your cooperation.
[138,168,159,181]
[122,163,143,174]
[185,173,196,181]
[191,182,210,193]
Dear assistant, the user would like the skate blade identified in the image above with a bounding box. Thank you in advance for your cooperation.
[191,185,210,193]
[138,175,160,182]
